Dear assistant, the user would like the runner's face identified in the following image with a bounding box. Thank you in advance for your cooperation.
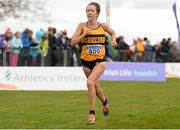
[86,5,98,21]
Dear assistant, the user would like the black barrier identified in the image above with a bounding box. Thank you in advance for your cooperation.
[0,47,82,66]
[0,48,174,66]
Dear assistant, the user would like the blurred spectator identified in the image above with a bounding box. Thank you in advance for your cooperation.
[28,30,42,66]
[115,36,131,61]
[159,38,171,62]
[1,28,180,66]
[56,30,65,65]
[143,38,154,62]
[153,42,162,62]
[57,30,72,66]
[10,32,22,66]
[160,38,170,53]
[0,28,13,66]
[40,32,49,66]
[168,41,180,62]
[116,36,129,50]
[48,27,58,66]
[19,28,31,66]
[144,38,153,51]
[135,37,144,62]
[2,28,13,66]
[105,34,114,61]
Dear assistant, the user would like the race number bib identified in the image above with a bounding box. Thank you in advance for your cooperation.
[87,45,102,55]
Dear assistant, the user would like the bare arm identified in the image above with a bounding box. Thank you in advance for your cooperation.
[71,23,92,47]
[101,23,117,47]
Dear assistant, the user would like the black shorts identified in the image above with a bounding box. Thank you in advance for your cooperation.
[81,59,105,70]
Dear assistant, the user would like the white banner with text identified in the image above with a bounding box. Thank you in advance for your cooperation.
[0,67,87,90]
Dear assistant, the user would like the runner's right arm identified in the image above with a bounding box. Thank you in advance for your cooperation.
[71,23,91,47]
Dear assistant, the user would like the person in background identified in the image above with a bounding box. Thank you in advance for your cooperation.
[57,30,72,66]
[20,28,31,66]
[135,37,145,62]
[40,32,49,66]
[29,30,43,66]
[48,27,58,66]
[2,28,13,66]
[143,37,153,62]
[168,41,180,62]
[10,32,22,66]
[105,34,115,61]
[116,36,129,50]
[115,36,130,61]
[0,28,13,66]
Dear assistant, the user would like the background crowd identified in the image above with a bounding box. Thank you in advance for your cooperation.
[0,27,180,66]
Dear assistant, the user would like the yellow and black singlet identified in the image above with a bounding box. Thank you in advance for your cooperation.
[80,23,106,61]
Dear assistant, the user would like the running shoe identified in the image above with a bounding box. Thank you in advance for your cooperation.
[86,114,96,125]
[103,98,109,116]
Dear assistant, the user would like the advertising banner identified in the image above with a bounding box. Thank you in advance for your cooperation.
[100,62,166,82]
[0,62,168,90]
[166,63,180,78]
[0,67,87,90]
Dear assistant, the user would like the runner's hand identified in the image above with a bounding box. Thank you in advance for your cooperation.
[83,28,92,36]
[111,40,118,47]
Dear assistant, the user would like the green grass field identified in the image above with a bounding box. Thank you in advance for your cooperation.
[0,78,180,129]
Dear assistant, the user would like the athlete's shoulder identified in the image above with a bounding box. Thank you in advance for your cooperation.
[100,22,108,29]
[75,22,86,31]
[78,22,86,28]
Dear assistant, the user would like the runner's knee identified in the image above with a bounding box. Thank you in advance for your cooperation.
[87,79,95,88]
